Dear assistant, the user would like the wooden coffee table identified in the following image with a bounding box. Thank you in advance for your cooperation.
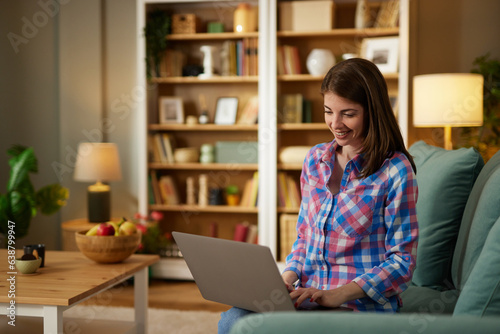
[0,250,159,333]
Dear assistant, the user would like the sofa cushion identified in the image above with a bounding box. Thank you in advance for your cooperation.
[400,285,459,314]
[452,150,500,291]
[408,141,483,289]
[454,215,500,316]
[231,312,500,334]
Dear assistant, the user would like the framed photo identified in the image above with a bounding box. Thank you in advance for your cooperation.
[360,37,399,73]
[159,97,184,124]
[215,97,238,125]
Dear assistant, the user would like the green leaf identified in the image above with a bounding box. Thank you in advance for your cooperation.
[7,147,38,192]
[8,191,34,239]
[36,184,69,215]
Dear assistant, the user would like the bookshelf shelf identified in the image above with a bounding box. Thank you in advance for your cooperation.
[149,162,258,171]
[277,27,399,38]
[278,163,303,171]
[278,123,328,131]
[278,207,300,214]
[149,204,258,214]
[150,76,259,84]
[278,73,398,82]
[167,31,259,41]
[148,124,258,131]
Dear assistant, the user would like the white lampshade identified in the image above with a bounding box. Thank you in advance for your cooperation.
[74,142,122,182]
[413,73,484,127]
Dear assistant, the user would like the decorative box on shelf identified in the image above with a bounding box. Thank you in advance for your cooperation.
[172,14,200,34]
[279,0,336,31]
[215,141,258,164]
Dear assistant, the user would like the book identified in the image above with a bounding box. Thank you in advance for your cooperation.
[280,94,303,123]
[245,224,258,244]
[237,95,259,125]
[279,214,299,262]
[158,175,180,205]
[233,221,249,242]
[150,171,162,204]
[240,171,259,207]
[162,133,175,163]
[277,45,301,75]
[277,172,301,208]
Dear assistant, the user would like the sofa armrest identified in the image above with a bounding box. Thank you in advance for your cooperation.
[230,312,500,334]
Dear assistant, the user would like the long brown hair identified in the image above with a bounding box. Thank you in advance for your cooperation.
[321,58,416,177]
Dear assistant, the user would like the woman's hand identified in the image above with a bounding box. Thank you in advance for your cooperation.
[282,271,299,292]
[290,282,366,309]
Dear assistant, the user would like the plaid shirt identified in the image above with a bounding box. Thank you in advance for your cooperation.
[284,140,418,312]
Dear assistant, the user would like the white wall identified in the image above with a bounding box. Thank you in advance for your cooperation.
[0,0,138,250]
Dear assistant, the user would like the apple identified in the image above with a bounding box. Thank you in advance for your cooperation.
[96,222,115,236]
[119,221,137,236]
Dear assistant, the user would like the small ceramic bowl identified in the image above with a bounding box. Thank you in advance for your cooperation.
[15,257,42,274]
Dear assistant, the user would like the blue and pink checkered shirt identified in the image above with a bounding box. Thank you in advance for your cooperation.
[284,140,418,312]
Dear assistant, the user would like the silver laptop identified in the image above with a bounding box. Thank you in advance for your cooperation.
[173,231,318,312]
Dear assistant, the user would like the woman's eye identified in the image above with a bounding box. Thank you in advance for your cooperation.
[324,110,332,114]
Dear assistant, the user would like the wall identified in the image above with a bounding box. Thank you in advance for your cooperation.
[0,0,138,250]
[0,0,60,248]
[409,0,500,147]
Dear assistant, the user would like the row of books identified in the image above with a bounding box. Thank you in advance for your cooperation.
[277,172,301,209]
[148,171,259,207]
[279,214,298,262]
[221,37,259,77]
[149,133,176,163]
[233,221,258,244]
[279,94,312,123]
[149,173,180,205]
[240,171,259,207]
[277,45,302,75]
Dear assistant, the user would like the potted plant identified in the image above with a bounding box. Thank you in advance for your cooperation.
[144,9,171,78]
[461,53,500,161]
[0,145,69,243]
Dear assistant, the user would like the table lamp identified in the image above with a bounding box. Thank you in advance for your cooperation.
[413,73,484,150]
[74,142,122,222]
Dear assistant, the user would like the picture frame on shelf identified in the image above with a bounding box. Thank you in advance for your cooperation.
[215,97,239,125]
[360,37,399,74]
[159,97,184,124]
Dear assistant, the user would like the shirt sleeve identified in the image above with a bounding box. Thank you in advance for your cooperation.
[353,156,419,305]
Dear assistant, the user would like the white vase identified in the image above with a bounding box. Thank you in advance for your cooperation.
[306,49,335,76]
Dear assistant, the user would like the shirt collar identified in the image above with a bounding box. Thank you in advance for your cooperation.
[320,140,365,174]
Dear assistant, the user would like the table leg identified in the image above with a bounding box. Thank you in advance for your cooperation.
[44,305,63,334]
[134,267,148,334]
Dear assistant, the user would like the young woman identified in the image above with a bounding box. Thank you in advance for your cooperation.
[219,58,418,333]
[282,58,418,312]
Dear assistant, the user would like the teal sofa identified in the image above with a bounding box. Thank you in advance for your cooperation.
[231,142,500,333]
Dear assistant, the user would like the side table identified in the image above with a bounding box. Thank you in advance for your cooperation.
[61,218,98,251]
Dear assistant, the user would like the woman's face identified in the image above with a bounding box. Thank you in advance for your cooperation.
[324,92,365,152]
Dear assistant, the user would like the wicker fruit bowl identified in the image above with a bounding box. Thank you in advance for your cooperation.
[75,230,141,263]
